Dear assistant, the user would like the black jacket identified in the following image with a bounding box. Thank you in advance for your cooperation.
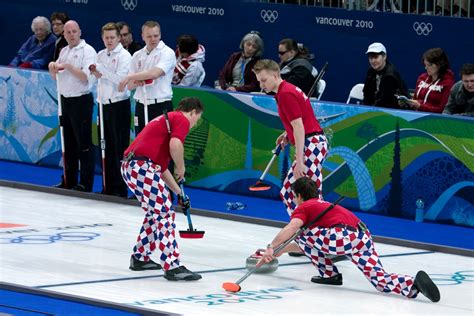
[363,61,408,109]
[280,57,317,97]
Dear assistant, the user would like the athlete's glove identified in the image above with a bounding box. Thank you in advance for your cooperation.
[177,194,190,215]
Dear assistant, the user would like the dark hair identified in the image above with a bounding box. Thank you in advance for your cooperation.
[422,48,450,77]
[279,38,310,59]
[291,177,319,201]
[460,63,474,76]
[176,97,204,114]
[101,22,120,36]
[116,21,131,33]
[177,34,199,55]
[50,12,69,24]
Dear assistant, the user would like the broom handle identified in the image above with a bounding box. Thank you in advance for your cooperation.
[234,196,344,285]
[259,145,281,181]
[179,182,194,231]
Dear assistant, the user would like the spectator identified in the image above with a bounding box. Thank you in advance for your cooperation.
[89,22,132,198]
[217,31,263,92]
[116,22,142,56]
[278,38,318,97]
[443,63,474,117]
[118,20,176,136]
[402,48,454,113]
[172,34,206,87]
[9,16,56,69]
[362,42,409,109]
[50,12,69,61]
[48,20,97,192]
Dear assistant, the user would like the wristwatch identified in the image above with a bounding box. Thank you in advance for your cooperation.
[266,244,273,249]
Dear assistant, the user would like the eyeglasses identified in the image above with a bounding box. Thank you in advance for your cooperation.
[278,50,288,55]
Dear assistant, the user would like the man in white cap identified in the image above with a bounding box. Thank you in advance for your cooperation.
[362,42,408,109]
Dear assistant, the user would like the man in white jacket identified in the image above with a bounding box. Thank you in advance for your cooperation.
[90,22,132,197]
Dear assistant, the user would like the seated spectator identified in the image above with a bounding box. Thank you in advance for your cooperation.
[116,22,142,56]
[172,34,205,87]
[443,63,474,117]
[362,42,408,109]
[217,31,263,92]
[50,12,69,61]
[278,38,318,97]
[401,48,454,113]
[9,16,56,69]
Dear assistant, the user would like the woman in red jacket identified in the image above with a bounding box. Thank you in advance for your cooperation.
[403,48,454,113]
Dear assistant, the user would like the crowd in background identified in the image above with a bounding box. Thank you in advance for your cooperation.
[4,10,473,199]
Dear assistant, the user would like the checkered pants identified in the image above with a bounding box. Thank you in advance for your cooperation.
[280,135,328,216]
[296,227,418,298]
[121,159,180,271]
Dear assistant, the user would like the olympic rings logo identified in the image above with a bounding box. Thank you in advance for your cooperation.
[121,0,138,11]
[413,22,433,36]
[261,10,279,23]
[430,270,473,286]
[0,232,101,244]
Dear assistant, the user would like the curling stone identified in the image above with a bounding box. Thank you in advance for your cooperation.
[245,249,278,274]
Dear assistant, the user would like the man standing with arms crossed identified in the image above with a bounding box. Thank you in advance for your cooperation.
[119,20,176,136]
[90,22,132,197]
[253,59,329,216]
[48,20,97,192]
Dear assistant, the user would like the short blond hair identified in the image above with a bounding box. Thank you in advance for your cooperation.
[101,22,119,36]
[253,59,280,74]
[142,20,160,33]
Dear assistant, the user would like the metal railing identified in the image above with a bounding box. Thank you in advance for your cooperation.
[256,0,472,17]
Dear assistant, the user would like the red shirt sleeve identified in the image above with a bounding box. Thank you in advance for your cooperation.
[170,112,190,144]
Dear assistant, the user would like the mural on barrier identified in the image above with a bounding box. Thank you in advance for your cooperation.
[1,67,473,227]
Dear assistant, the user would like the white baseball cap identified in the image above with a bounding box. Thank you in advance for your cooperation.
[366,42,386,54]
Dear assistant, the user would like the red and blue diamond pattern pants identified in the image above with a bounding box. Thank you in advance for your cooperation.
[280,134,328,216]
[121,159,180,271]
[296,226,418,298]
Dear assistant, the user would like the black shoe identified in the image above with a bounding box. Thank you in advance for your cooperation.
[413,271,440,302]
[328,255,348,263]
[311,273,343,285]
[164,266,202,281]
[72,184,86,192]
[53,182,67,189]
[288,251,306,257]
[129,255,162,271]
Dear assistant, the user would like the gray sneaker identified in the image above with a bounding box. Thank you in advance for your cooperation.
[129,255,162,271]
[164,266,202,281]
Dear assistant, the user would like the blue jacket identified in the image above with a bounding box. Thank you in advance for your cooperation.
[10,33,57,69]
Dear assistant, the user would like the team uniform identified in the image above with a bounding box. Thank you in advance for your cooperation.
[292,199,419,298]
[130,41,176,136]
[57,39,97,191]
[276,81,328,215]
[121,111,189,271]
[95,43,132,197]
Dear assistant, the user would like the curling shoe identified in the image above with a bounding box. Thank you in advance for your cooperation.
[311,273,343,285]
[164,266,202,281]
[129,255,162,271]
[413,271,440,302]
